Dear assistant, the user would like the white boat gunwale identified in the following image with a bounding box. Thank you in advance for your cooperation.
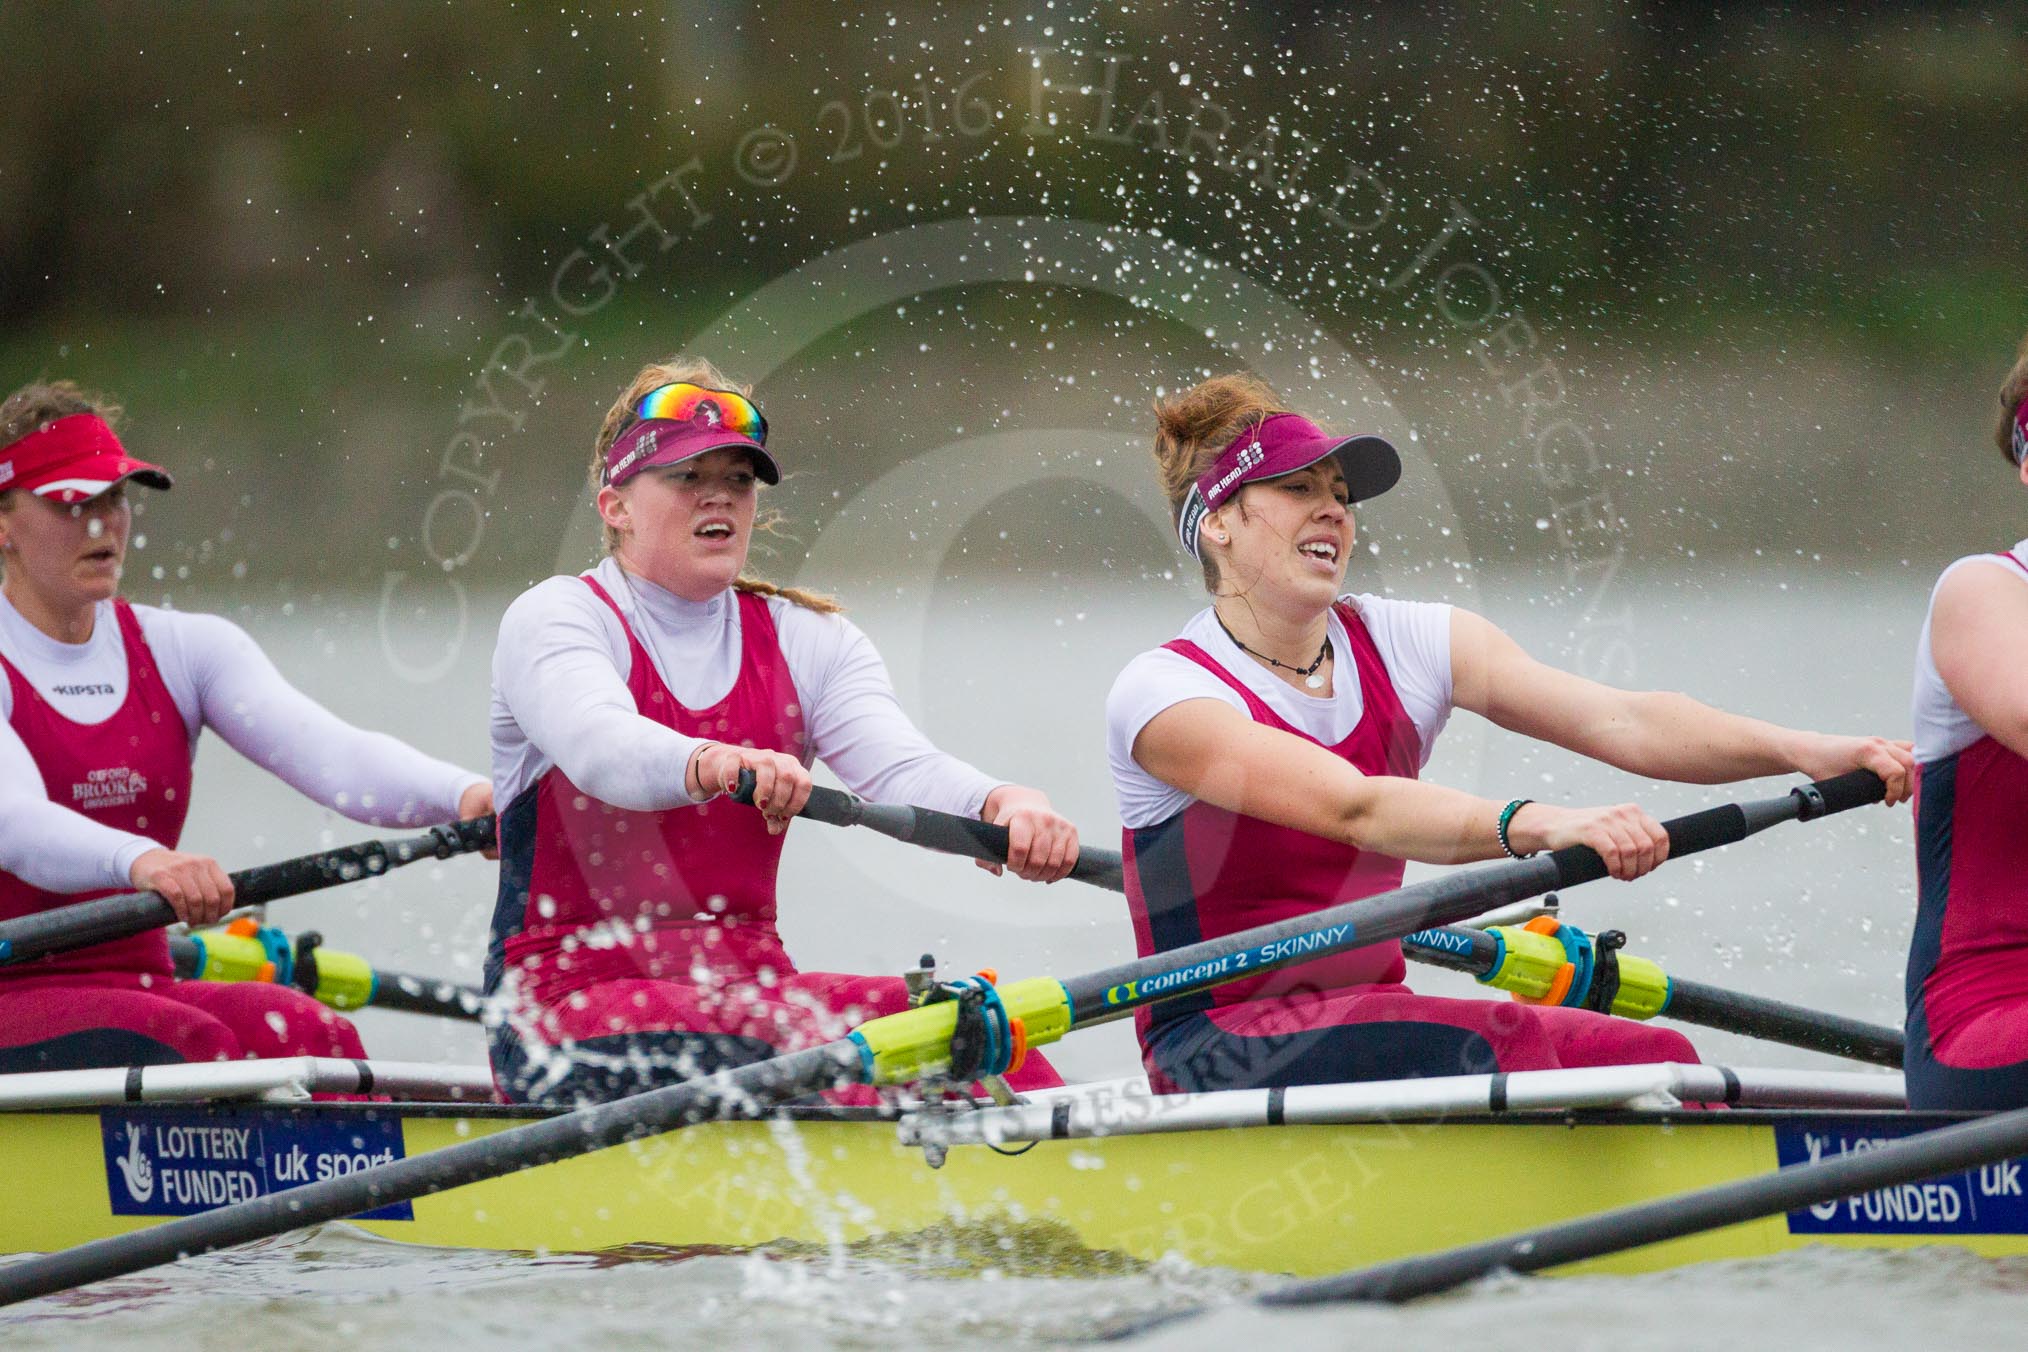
[19,1100,1983,1130]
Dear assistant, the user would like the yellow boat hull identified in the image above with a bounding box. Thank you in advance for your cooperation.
[8,1104,2026,1276]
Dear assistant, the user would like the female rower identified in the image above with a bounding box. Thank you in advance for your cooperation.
[486,356,1076,1106]
[1904,334,2028,1110]
[0,380,494,1073]
[1109,373,1914,1094]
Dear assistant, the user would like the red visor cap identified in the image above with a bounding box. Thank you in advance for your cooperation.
[0,415,173,504]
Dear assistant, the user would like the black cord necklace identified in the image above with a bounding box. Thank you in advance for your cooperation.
[1213,612,1332,690]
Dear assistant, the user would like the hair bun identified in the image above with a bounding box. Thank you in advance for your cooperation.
[1149,373,1282,504]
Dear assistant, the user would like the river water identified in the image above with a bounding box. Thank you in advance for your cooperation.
[2,562,2004,1348]
[10,1229,2028,1351]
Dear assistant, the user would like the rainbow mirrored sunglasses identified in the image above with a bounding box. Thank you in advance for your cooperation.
[632,382,768,446]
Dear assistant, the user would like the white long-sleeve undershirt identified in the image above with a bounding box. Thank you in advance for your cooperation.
[490,557,1002,817]
[1912,540,2028,762]
[0,592,484,894]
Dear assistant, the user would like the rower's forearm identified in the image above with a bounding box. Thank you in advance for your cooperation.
[555,721,707,811]
[0,798,156,894]
[1337,779,1504,865]
[1585,691,1804,783]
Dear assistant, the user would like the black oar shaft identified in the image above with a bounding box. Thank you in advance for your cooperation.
[743,777,1126,889]
[772,770,1880,904]
[370,973,484,1022]
[1061,772,1883,1026]
[166,936,484,1023]
[0,1040,861,1308]
[1267,1103,2028,1305]
[1662,978,1902,1068]
[1397,927,1906,1068]
[0,818,496,967]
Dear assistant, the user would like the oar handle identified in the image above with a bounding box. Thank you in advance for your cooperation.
[1546,770,1885,888]
[733,772,1126,889]
[1796,768,1894,819]
[0,817,498,967]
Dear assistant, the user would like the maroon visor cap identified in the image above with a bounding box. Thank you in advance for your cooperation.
[1177,412,1399,559]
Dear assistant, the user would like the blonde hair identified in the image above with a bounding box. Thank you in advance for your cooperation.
[0,380,123,520]
[1149,373,1287,591]
[1996,331,2028,466]
[1,378,119,447]
[592,356,841,614]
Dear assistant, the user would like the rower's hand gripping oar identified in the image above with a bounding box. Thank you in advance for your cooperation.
[0,772,1882,1309]
[0,817,498,966]
[731,771,1124,888]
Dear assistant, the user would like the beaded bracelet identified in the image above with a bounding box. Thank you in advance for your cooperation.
[1497,799,1536,859]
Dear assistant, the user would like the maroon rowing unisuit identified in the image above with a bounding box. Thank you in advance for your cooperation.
[1119,600,1696,1093]
[0,599,364,1071]
[485,576,1060,1105]
[1905,544,2028,1109]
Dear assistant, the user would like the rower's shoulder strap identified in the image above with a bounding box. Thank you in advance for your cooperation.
[1330,598,1384,663]
[1990,549,2028,579]
[577,574,654,671]
[579,572,625,617]
[1160,638,1280,727]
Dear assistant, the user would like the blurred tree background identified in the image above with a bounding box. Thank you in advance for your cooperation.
[1,0,2023,589]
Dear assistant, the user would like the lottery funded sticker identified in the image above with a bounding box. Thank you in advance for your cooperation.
[1778,1116,2028,1235]
[101,1106,412,1220]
